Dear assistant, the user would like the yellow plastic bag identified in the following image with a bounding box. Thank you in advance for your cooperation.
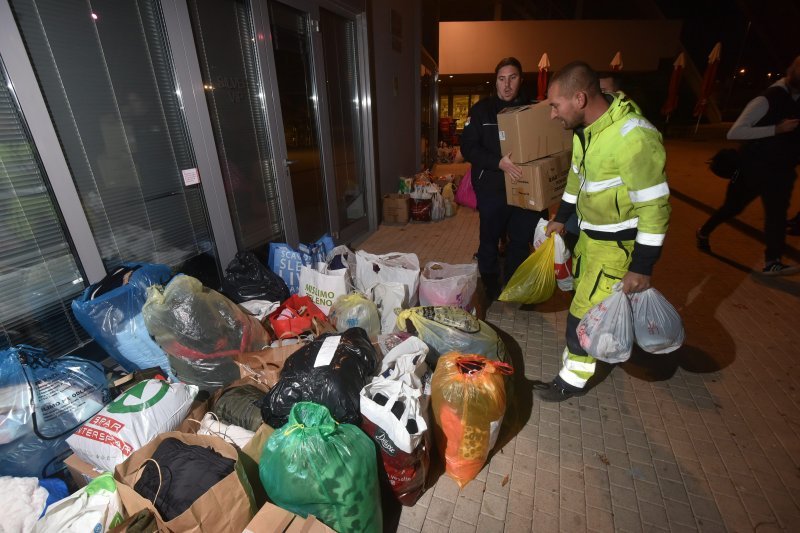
[431,353,513,487]
[498,235,556,304]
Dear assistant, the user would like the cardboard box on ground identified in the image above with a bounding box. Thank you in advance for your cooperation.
[497,102,573,210]
[243,503,336,533]
[382,193,410,225]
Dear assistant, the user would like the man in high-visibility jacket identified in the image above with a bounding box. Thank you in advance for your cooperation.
[538,61,671,402]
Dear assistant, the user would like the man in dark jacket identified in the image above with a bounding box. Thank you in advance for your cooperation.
[460,57,548,300]
[697,55,800,274]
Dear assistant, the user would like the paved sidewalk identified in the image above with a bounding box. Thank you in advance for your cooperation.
[358,137,800,532]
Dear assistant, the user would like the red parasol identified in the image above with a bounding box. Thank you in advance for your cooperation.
[693,42,722,118]
[661,52,686,118]
[537,53,550,101]
[610,51,623,72]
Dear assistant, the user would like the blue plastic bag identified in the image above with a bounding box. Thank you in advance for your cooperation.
[0,345,109,477]
[71,263,175,378]
[268,235,335,294]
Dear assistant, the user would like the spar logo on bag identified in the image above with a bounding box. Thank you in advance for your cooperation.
[107,380,169,414]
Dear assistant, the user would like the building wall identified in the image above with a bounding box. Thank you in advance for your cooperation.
[440,20,683,74]
[369,0,421,197]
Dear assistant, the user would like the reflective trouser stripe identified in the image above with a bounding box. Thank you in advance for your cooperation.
[559,347,596,388]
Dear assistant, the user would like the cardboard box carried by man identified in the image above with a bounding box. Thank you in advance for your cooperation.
[497,102,572,210]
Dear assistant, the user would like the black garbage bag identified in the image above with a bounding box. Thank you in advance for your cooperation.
[222,251,290,303]
[258,327,378,427]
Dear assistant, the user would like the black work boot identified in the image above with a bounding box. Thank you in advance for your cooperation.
[481,274,501,302]
[695,228,711,253]
[533,376,586,403]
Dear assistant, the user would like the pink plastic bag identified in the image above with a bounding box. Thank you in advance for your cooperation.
[454,169,477,209]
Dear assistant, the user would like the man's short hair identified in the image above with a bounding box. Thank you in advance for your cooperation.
[597,71,623,92]
[550,61,601,96]
[495,57,523,76]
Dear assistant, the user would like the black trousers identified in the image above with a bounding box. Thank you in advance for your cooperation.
[700,166,797,262]
[476,193,547,285]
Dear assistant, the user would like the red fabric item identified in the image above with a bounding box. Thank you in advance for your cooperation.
[661,64,684,117]
[537,68,549,101]
[268,294,326,338]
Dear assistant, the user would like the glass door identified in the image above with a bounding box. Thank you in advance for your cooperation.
[260,0,369,244]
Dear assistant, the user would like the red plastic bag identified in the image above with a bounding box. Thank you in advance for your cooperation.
[268,295,326,338]
[454,169,477,210]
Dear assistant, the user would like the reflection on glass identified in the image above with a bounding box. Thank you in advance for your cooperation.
[319,8,366,230]
[0,58,87,354]
[11,0,220,286]
[188,0,283,256]
[439,95,449,118]
[452,94,470,130]
[269,1,328,242]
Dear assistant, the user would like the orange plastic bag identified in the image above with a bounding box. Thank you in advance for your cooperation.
[431,353,513,487]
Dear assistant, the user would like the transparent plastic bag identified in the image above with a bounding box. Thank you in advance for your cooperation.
[431,353,512,487]
[329,293,381,338]
[396,307,507,366]
[260,402,382,533]
[576,285,634,363]
[142,275,271,389]
[71,263,174,377]
[499,235,556,304]
[532,219,573,291]
[628,288,685,354]
[419,262,478,310]
[355,251,420,306]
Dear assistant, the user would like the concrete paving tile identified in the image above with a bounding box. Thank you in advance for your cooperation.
[503,512,532,533]
[610,505,643,533]
[531,510,559,533]
[627,443,654,464]
[585,505,615,532]
[658,477,690,504]
[688,494,724,523]
[610,483,638,511]
[559,508,587,532]
[584,465,609,489]
[459,479,485,502]
[425,497,455,526]
[453,495,481,525]
[537,435,559,456]
[664,498,697,528]
[629,461,658,484]
[634,478,664,505]
[421,518,450,532]
[399,502,428,530]
[433,475,460,503]
[488,456,513,477]
[536,450,558,474]
[514,436,536,458]
[585,483,612,511]
[509,471,534,497]
[417,486,435,507]
[449,518,477,533]
[476,513,505,533]
[480,492,508,521]
[486,472,511,498]
[507,490,534,519]
[395,526,418,533]
[533,487,559,514]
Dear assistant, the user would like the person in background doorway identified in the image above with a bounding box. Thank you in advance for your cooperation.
[598,71,623,95]
[460,57,548,301]
[538,61,671,402]
[696,55,800,274]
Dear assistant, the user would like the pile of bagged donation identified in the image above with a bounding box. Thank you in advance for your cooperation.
[1,235,517,533]
[382,168,478,225]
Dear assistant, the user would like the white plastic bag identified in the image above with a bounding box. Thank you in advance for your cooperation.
[355,251,420,306]
[66,379,197,472]
[431,192,445,221]
[418,262,478,310]
[196,412,255,449]
[533,218,573,291]
[628,288,685,354]
[576,285,634,363]
[376,336,431,402]
[35,473,123,533]
[299,263,349,316]
[373,282,406,335]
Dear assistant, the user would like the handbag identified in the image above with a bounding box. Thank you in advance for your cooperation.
[708,148,740,180]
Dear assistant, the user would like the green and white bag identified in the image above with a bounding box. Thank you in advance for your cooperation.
[35,473,123,532]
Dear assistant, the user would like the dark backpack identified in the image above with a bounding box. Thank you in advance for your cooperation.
[708,148,741,180]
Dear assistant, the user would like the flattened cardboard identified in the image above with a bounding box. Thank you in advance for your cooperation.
[243,502,335,533]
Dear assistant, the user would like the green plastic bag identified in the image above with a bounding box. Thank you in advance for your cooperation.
[499,234,556,304]
[259,402,382,533]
